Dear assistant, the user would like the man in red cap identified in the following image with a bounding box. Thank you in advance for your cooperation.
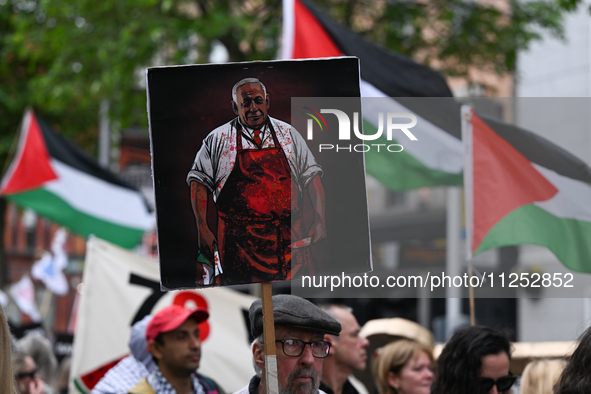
[128,305,223,394]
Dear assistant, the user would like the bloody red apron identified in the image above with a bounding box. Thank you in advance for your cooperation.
[215,119,307,285]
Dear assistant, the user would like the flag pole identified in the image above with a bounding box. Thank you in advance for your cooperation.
[261,282,278,394]
[445,186,462,340]
[98,100,111,168]
[39,287,53,323]
[1,108,26,177]
[467,259,475,325]
[461,106,476,327]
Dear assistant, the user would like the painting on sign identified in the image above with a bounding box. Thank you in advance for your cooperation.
[147,58,371,289]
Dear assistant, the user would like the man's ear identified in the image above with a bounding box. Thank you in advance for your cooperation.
[266,95,270,110]
[148,341,163,362]
[231,100,239,115]
[325,334,336,355]
[253,342,266,371]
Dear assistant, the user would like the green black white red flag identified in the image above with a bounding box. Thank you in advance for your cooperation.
[282,0,463,190]
[0,109,154,249]
[462,106,591,273]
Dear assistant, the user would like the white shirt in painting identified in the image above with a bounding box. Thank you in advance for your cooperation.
[186,116,322,201]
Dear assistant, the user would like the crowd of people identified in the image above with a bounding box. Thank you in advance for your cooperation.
[2,296,591,394]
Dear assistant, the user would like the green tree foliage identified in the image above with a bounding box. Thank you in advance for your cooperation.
[0,0,584,160]
[0,0,281,158]
[314,0,582,79]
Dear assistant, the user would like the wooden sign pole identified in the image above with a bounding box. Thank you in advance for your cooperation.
[262,282,279,394]
[468,259,476,326]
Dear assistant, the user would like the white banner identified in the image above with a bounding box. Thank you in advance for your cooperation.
[70,237,258,393]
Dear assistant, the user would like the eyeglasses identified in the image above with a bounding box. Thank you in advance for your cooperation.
[479,374,517,393]
[275,339,331,358]
[16,368,37,380]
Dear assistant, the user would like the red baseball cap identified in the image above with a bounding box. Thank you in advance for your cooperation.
[146,305,209,344]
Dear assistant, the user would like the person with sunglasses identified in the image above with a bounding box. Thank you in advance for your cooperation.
[235,295,342,394]
[12,350,46,394]
[431,326,516,394]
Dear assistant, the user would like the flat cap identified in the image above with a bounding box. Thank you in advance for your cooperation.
[250,294,341,338]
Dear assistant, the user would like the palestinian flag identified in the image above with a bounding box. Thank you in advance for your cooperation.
[462,107,591,273]
[282,0,463,191]
[0,109,154,249]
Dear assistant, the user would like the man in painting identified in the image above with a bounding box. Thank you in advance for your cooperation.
[187,77,326,285]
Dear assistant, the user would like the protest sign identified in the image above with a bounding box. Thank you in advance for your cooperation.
[147,58,371,289]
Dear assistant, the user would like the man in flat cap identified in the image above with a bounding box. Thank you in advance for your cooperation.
[128,305,223,394]
[235,295,341,394]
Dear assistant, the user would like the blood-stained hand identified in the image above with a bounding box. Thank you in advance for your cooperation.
[191,181,217,262]
[307,174,327,243]
[309,219,327,243]
[198,222,217,262]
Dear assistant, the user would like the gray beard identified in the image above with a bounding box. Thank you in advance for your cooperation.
[280,367,320,394]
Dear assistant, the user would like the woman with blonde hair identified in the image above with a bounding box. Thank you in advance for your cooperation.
[1,306,16,394]
[374,339,434,394]
[521,359,566,394]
